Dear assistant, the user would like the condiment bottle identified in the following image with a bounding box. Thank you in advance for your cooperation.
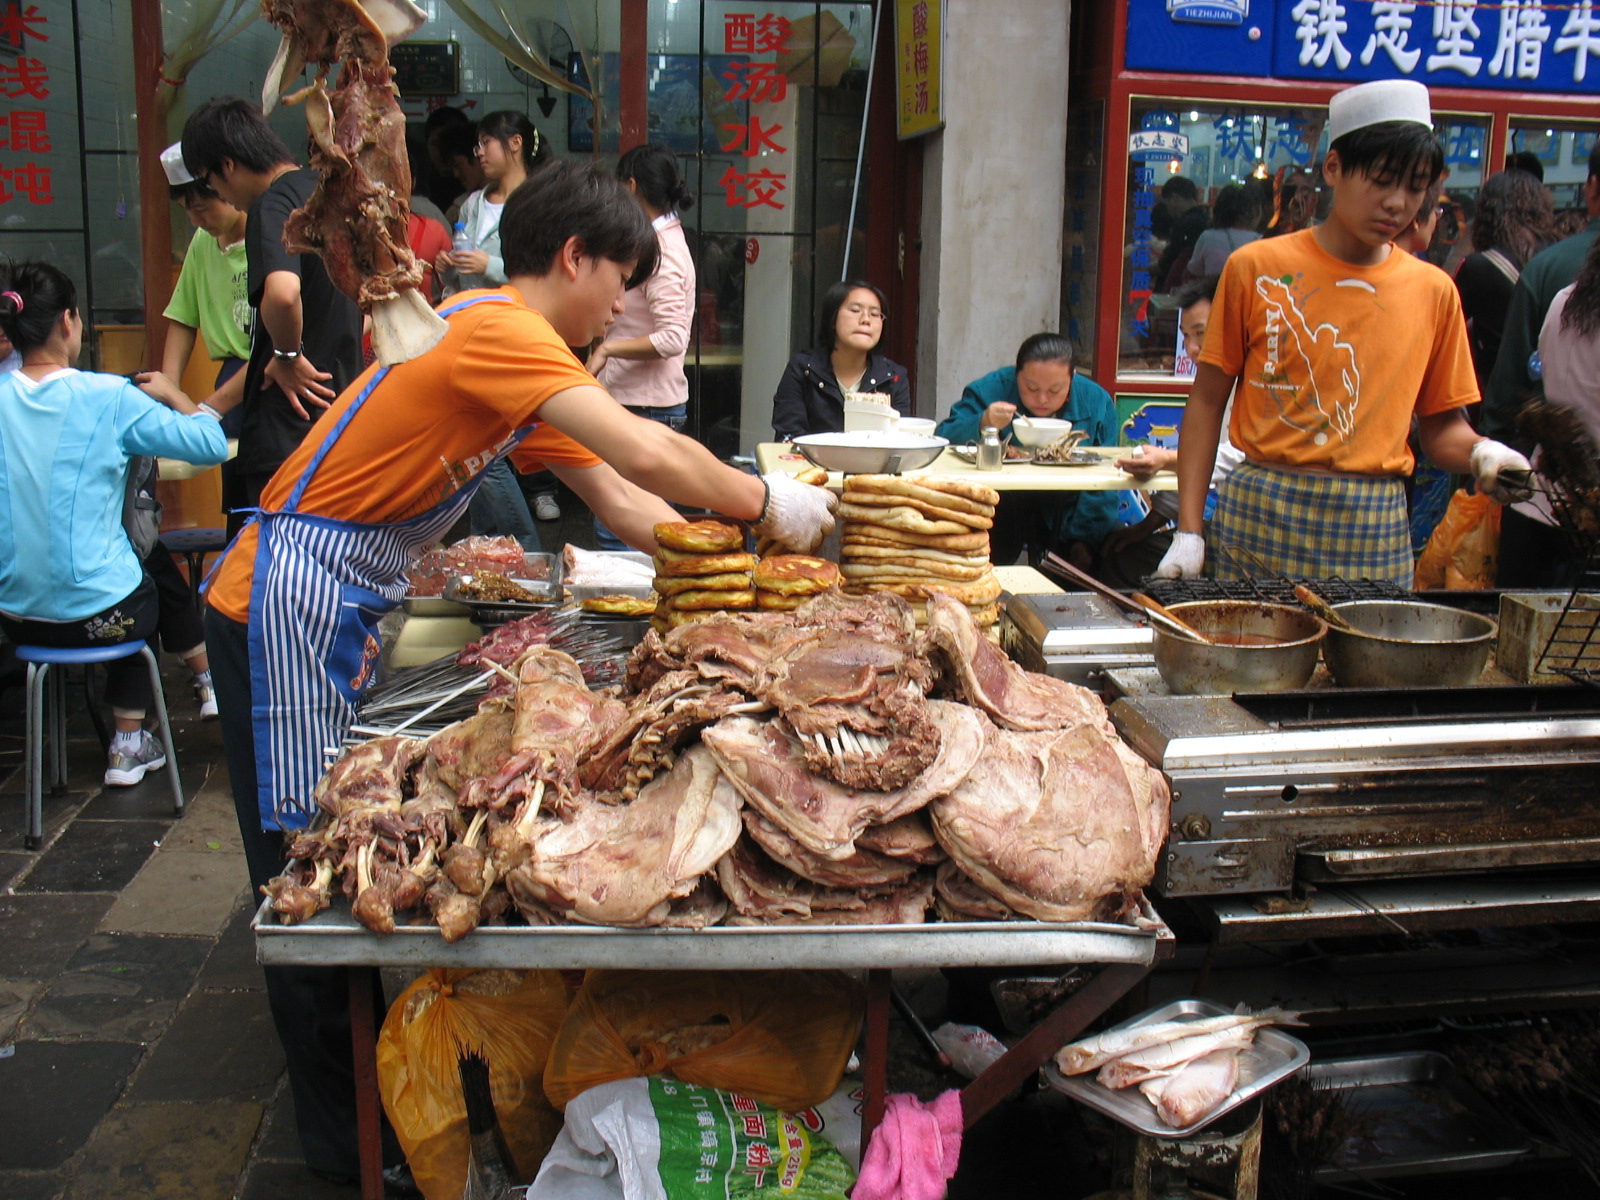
[977,426,1004,471]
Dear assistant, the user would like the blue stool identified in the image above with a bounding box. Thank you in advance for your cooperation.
[160,527,229,608]
[14,641,183,850]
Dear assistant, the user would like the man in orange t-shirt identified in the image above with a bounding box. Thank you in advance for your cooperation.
[1160,80,1531,584]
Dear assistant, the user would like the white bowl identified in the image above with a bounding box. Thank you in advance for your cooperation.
[1010,417,1074,449]
[792,431,949,475]
[897,418,937,436]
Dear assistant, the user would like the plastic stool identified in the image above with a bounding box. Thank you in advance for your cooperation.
[161,527,228,608]
[14,641,183,850]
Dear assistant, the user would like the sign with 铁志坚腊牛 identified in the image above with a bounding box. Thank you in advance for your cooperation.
[1127,0,1600,94]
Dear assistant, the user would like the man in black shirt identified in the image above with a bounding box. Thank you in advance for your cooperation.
[181,97,364,536]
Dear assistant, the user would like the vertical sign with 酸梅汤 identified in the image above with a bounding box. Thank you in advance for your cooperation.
[894,0,942,139]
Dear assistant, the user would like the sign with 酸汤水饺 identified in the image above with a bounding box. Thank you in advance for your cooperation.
[895,0,943,139]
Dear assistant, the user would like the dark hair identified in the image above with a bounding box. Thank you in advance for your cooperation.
[477,110,549,176]
[424,105,470,136]
[500,159,658,287]
[181,95,295,178]
[1173,274,1220,310]
[1561,234,1600,339]
[1015,332,1074,372]
[1506,150,1545,183]
[1161,176,1199,203]
[1211,183,1261,230]
[1590,140,1600,183]
[440,123,480,164]
[617,143,694,214]
[168,179,220,205]
[1328,120,1444,190]
[816,280,886,351]
[1471,169,1555,266]
[0,260,78,352]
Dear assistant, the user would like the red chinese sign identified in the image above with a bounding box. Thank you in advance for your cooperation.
[719,12,791,210]
[0,2,53,207]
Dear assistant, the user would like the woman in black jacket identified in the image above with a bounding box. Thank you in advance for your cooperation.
[771,280,911,439]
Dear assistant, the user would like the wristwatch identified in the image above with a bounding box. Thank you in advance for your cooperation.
[271,346,302,361]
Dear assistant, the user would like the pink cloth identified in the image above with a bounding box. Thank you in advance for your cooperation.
[851,1090,964,1200]
[596,216,696,409]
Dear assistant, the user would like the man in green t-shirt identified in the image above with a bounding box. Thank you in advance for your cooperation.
[159,142,250,391]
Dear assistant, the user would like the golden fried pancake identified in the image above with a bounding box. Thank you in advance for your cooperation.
[839,560,992,582]
[840,492,994,529]
[653,572,755,595]
[581,593,658,616]
[670,588,758,611]
[847,474,1000,513]
[847,573,1003,605]
[654,520,744,553]
[753,554,841,595]
[840,543,991,567]
[841,527,992,553]
[837,504,979,536]
[653,551,758,577]
[755,591,809,611]
[793,466,830,486]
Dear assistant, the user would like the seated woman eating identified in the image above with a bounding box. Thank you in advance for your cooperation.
[935,333,1123,568]
[771,280,911,439]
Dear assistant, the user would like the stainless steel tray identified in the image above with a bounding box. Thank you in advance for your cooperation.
[401,595,473,617]
[444,568,561,613]
[1306,1051,1533,1180]
[253,898,1166,971]
[565,550,656,602]
[1045,998,1310,1139]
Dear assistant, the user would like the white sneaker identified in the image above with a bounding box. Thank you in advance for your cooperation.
[104,731,167,787]
[534,494,561,521]
[196,684,219,720]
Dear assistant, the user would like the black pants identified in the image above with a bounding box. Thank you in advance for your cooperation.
[0,574,158,711]
[205,607,398,1177]
[145,540,204,656]
[1497,507,1586,589]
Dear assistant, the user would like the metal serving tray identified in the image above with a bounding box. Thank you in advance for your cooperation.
[565,550,656,602]
[1045,998,1310,1139]
[444,566,561,613]
[253,899,1165,971]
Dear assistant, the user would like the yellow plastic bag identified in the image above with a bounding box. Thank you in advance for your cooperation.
[377,968,570,1200]
[1414,489,1500,590]
[543,969,864,1112]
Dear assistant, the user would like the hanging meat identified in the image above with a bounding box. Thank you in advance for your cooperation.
[260,0,448,365]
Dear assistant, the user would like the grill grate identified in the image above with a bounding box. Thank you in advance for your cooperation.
[1538,539,1600,691]
[1141,576,1409,607]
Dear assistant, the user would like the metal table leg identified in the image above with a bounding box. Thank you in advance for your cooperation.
[863,969,892,1144]
[350,967,384,1200]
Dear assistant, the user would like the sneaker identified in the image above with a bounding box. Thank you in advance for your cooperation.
[104,731,167,787]
[196,683,219,720]
[534,494,561,521]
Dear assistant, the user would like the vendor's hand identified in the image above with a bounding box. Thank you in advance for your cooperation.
[131,370,188,409]
[586,342,611,377]
[754,471,837,554]
[1116,444,1176,481]
[1156,531,1206,579]
[1471,438,1535,504]
[263,353,336,420]
[981,401,1017,431]
[449,248,489,275]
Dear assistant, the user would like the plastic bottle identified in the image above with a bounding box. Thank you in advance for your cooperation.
[930,1022,1007,1079]
[452,221,472,256]
[977,426,1004,471]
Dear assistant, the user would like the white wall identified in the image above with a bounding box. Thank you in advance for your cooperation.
[917,0,1071,418]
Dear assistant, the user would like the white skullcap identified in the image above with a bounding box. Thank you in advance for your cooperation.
[160,142,194,187]
[1328,79,1432,142]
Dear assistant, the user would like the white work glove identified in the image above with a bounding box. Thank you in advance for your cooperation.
[1155,531,1206,579]
[1470,439,1534,504]
[753,471,837,554]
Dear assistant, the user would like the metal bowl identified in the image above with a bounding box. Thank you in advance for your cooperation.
[1153,601,1326,695]
[1010,417,1074,449]
[1324,600,1497,688]
[791,432,949,475]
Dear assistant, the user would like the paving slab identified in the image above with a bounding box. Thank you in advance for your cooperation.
[126,988,284,1103]
[0,849,32,889]
[239,1159,361,1199]
[77,759,212,822]
[0,1169,65,1200]
[0,978,43,1043]
[15,819,170,894]
[154,784,243,855]
[26,932,211,1043]
[0,789,91,853]
[0,893,115,980]
[99,846,251,937]
[72,1100,262,1200]
[0,1039,146,1169]
[197,898,266,992]
[251,1081,304,1162]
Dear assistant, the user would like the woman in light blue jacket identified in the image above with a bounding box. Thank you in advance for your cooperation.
[0,262,228,785]
[436,110,551,296]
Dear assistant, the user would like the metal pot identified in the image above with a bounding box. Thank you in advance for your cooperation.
[1323,600,1497,688]
[1152,601,1326,695]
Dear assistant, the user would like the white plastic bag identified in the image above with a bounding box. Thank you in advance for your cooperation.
[930,1023,1006,1080]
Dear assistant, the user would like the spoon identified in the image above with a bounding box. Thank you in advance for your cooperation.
[1294,585,1355,632]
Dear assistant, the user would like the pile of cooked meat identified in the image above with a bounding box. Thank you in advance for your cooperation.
[264,591,1170,940]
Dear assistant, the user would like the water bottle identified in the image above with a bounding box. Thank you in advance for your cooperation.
[977,426,1004,471]
[451,222,472,256]
[1527,350,1543,383]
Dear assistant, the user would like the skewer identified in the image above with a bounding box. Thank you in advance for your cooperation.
[384,670,498,736]
[889,984,952,1070]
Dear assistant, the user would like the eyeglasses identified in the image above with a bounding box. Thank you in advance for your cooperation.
[843,304,885,320]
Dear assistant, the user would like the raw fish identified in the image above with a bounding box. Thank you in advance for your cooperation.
[1095,1025,1257,1089]
[1055,1006,1299,1075]
[1138,1048,1241,1128]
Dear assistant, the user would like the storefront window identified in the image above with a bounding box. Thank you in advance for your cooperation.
[1508,120,1600,218]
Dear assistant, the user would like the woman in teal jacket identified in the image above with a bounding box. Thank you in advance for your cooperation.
[0,262,227,785]
[936,333,1125,567]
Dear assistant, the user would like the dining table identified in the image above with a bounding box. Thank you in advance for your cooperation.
[755,442,1178,492]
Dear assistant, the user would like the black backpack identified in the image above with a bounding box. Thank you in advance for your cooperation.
[122,455,162,559]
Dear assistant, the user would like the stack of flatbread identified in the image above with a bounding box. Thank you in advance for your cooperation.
[650,520,756,634]
[752,554,841,612]
[837,474,1003,627]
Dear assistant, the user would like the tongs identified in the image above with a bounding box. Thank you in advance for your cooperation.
[1038,551,1212,643]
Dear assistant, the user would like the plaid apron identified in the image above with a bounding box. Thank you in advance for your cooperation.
[1210,460,1412,585]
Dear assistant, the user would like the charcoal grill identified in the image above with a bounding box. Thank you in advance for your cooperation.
[1536,540,1600,690]
[1141,576,1409,607]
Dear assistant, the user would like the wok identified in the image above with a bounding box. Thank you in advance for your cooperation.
[1153,601,1326,695]
[1323,600,1496,688]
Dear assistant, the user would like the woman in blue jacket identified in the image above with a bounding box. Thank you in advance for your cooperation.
[936,333,1126,568]
[0,262,228,785]
[772,280,911,439]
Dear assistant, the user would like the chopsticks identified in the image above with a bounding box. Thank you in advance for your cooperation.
[1038,551,1211,643]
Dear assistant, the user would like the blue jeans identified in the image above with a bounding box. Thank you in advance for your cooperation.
[595,403,688,550]
[469,459,540,550]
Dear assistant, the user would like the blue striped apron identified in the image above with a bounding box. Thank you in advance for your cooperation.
[239,293,532,830]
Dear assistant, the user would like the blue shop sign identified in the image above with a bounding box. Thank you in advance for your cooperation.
[1127,0,1600,95]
